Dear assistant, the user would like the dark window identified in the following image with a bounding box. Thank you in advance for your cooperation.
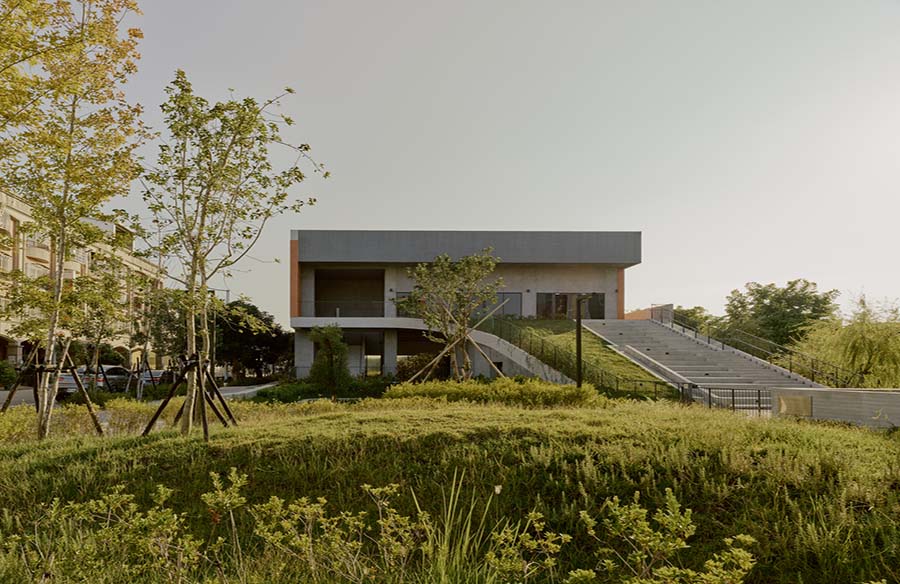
[587,293,605,319]
[537,293,554,318]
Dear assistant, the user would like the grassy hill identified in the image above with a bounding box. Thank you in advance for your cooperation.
[513,319,657,381]
[0,393,898,582]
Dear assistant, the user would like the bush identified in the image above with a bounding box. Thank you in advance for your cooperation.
[396,352,440,382]
[308,326,353,392]
[253,382,319,403]
[0,360,16,390]
[384,378,602,407]
[252,376,395,403]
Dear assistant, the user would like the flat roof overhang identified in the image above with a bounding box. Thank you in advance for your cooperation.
[290,230,641,267]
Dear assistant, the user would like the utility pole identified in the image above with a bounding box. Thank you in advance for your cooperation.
[575,295,591,388]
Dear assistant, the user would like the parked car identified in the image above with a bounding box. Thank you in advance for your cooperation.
[56,365,133,395]
[140,369,174,385]
[100,365,132,391]
[56,367,106,395]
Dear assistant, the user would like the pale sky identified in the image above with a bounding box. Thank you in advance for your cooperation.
[116,1,900,327]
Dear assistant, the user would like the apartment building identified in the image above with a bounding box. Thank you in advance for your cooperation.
[289,230,641,378]
[0,190,160,365]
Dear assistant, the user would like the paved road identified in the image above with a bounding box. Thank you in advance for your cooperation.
[0,381,278,408]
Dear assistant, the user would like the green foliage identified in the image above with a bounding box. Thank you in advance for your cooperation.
[254,377,394,403]
[0,360,15,390]
[509,319,659,382]
[217,299,291,379]
[399,248,502,380]
[723,280,839,346]
[787,297,900,388]
[308,326,353,392]
[573,489,755,583]
[1,398,900,581]
[396,352,443,382]
[385,378,604,407]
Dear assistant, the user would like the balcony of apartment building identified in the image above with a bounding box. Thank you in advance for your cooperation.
[0,253,12,273]
[311,269,385,318]
[293,268,425,331]
[0,213,11,235]
[25,262,50,279]
[24,236,50,265]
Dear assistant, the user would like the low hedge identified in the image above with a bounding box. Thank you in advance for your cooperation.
[384,377,602,407]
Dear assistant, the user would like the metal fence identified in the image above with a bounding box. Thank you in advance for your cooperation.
[481,317,678,399]
[677,384,771,417]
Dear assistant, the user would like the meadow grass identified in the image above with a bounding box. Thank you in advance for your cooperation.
[1,396,899,582]
[513,319,659,382]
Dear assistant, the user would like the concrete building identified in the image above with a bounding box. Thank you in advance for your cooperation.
[289,230,641,378]
[0,190,160,365]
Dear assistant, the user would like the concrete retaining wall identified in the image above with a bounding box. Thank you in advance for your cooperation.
[772,387,900,428]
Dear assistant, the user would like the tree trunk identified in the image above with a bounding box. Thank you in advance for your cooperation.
[180,276,199,435]
[37,233,68,439]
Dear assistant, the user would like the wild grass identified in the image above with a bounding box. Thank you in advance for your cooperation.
[0,397,899,582]
[517,319,658,381]
[384,378,604,407]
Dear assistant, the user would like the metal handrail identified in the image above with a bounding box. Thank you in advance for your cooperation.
[480,317,676,398]
[650,305,863,388]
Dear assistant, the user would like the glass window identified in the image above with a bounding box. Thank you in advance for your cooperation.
[537,293,554,318]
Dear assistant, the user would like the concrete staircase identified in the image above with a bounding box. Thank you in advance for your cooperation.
[582,319,822,410]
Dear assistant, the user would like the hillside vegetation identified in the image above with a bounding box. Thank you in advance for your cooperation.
[0,392,898,582]
[513,319,660,381]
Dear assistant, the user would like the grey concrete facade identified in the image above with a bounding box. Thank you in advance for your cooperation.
[291,230,640,266]
[773,387,900,428]
[290,230,641,380]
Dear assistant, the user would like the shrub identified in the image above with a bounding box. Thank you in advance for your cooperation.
[253,382,319,403]
[396,352,441,382]
[308,326,353,392]
[384,378,602,407]
[0,360,15,390]
[252,376,395,403]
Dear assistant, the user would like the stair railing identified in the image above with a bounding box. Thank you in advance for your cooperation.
[480,317,677,398]
[649,306,863,388]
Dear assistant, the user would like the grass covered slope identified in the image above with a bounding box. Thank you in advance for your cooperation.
[1,398,899,582]
[516,319,658,381]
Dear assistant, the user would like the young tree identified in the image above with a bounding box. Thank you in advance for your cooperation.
[722,279,839,347]
[307,325,352,392]
[0,0,143,438]
[142,71,325,436]
[398,249,502,380]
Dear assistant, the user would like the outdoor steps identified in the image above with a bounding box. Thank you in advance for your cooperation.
[583,319,820,390]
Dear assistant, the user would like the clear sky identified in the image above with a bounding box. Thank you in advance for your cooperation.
[117,1,900,327]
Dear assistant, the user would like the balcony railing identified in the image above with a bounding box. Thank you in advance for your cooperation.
[301,300,388,318]
[25,237,49,250]
[25,263,49,279]
[0,214,11,233]
[0,254,11,272]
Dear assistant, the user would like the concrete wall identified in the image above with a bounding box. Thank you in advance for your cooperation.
[772,387,900,428]
[292,230,641,265]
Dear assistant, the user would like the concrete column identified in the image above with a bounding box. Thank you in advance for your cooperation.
[383,267,398,317]
[293,330,314,379]
[383,330,398,375]
[522,290,537,317]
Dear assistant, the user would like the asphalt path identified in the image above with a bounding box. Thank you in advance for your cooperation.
[0,381,278,408]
